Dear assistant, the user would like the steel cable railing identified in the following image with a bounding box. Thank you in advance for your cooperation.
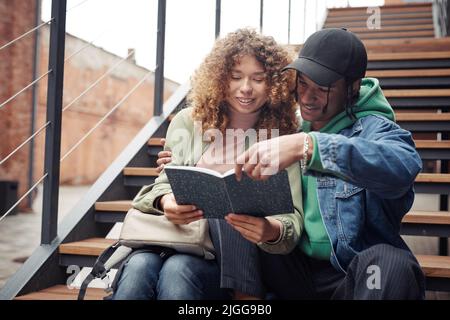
[0,0,102,221]
[0,46,136,164]
[0,0,98,111]
[0,174,48,224]
[0,28,114,112]
[60,70,153,162]
[0,65,152,220]
[0,0,90,53]
[0,58,146,218]
[0,122,50,166]
[0,69,52,111]
[62,49,136,112]
[64,28,110,61]
[0,33,126,162]
[66,0,90,12]
[0,19,53,52]
[1,0,168,249]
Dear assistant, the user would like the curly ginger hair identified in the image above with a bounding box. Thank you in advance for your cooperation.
[188,28,298,137]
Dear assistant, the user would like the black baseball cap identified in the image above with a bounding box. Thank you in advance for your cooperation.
[284,28,367,87]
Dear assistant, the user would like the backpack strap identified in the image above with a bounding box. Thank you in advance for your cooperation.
[77,243,177,300]
[77,241,130,300]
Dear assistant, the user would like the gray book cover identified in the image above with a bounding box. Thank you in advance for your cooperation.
[164,166,294,219]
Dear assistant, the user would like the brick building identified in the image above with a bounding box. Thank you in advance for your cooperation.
[0,0,179,210]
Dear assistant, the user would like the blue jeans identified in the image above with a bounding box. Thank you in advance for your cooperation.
[112,252,229,300]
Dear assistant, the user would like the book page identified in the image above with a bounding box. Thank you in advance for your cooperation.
[223,170,294,217]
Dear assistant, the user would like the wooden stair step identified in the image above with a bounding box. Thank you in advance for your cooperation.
[287,39,450,57]
[95,201,450,227]
[327,4,432,16]
[396,112,450,122]
[326,12,432,22]
[416,255,450,278]
[149,134,450,148]
[95,200,132,212]
[123,167,159,176]
[356,30,434,39]
[402,211,450,225]
[59,238,450,280]
[384,89,450,98]
[368,52,450,61]
[123,167,160,187]
[366,69,450,78]
[348,24,434,33]
[15,285,107,300]
[148,138,164,147]
[416,173,450,183]
[122,170,450,181]
[59,238,115,256]
[325,19,433,28]
[120,170,450,188]
[363,38,450,53]
[15,256,450,299]
[414,140,450,149]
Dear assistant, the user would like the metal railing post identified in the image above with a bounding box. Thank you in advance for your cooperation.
[41,0,67,245]
[260,0,264,33]
[215,0,221,39]
[153,0,166,116]
[288,0,291,44]
[28,0,42,208]
[303,0,307,42]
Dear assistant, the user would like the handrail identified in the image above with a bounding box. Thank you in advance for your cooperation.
[153,0,166,116]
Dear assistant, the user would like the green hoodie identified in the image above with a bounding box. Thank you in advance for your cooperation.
[299,78,395,260]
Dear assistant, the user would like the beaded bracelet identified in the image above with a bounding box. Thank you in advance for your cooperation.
[300,133,309,174]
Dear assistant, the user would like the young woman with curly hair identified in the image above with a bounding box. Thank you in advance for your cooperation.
[113,28,304,300]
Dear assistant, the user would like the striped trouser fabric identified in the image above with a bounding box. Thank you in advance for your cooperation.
[208,219,265,297]
[259,243,426,300]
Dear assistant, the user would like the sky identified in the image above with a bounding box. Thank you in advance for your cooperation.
[41,0,384,84]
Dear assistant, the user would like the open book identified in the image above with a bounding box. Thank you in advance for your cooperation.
[164,166,294,219]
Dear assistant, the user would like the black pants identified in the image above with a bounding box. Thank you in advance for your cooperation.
[260,244,426,300]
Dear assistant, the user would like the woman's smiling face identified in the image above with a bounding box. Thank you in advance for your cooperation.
[225,55,268,115]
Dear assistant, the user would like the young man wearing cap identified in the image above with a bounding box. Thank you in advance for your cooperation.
[225,28,425,299]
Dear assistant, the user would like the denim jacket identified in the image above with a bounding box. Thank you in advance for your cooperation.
[307,114,422,272]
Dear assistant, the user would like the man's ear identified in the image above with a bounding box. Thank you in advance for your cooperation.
[352,79,362,96]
